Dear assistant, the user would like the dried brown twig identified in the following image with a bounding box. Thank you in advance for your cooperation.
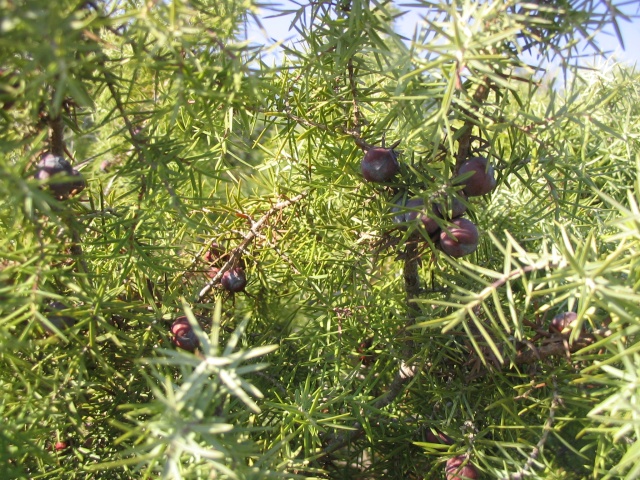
[514,328,610,365]
[196,193,307,302]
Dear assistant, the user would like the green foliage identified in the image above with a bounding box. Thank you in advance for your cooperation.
[1,0,640,478]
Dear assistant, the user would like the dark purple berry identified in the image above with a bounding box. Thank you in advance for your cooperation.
[456,157,496,197]
[203,243,226,264]
[439,218,479,257]
[221,267,247,292]
[34,153,72,179]
[445,455,479,480]
[171,316,199,351]
[361,147,399,183]
[549,311,582,335]
[54,441,69,452]
[425,429,453,445]
[34,153,85,199]
[66,169,86,196]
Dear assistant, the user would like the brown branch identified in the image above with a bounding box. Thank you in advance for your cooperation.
[454,262,553,321]
[465,327,611,384]
[322,240,422,456]
[321,261,606,460]
[49,115,65,157]
[455,77,491,169]
[196,193,307,302]
[513,329,609,365]
[68,228,90,276]
[263,107,372,150]
[47,93,89,275]
[98,61,188,223]
[322,356,417,456]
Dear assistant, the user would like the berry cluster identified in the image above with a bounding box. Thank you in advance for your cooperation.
[169,245,248,352]
[361,145,496,258]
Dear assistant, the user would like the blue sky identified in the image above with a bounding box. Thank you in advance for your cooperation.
[247,2,640,68]
[595,20,640,66]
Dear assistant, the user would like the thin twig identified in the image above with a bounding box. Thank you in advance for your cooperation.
[465,328,611,383]
[455,77,491,169]
[196,193,307,302]
[98,63,149,207]
[100,68,145,160]
[255,60,373,151]
[504,376,560,480]
[266,107,367,147]
[457,261,553,318]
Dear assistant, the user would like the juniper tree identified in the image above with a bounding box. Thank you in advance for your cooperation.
[1,0,640,479]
